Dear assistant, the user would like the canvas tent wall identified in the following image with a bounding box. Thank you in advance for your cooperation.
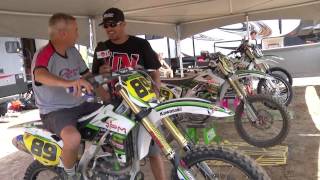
[0,0,320,44]
[1,0,320,77]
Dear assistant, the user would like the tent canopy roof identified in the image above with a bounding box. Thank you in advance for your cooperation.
[1,0,320,45]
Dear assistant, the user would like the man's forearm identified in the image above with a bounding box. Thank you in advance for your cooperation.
[150,70,161,90]
[81,71,92,79]
[34,68,71,88]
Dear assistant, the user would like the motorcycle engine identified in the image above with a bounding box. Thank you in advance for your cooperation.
[89,132,134,178]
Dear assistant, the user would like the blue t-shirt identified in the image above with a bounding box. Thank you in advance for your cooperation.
[31,42,89,114]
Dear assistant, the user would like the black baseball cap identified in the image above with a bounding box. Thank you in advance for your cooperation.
[99,8,125,26]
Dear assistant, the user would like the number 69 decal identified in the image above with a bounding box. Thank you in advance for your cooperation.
[127,75,156,102]
[23,133,62,166]
[159,87,175,101]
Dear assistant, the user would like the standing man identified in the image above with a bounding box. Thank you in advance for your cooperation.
[250,30,258,40]
[158,52,174,78]
[91,8,166,180]
[249,30,259,46]
[32,13,101,179]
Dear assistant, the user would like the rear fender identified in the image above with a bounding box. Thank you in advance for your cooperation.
[20,128,63,167]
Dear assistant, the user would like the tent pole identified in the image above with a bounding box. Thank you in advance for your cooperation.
[176,25,184,78]
[167,37,171,59]
[192,35,196,57]
[89,17,97,51]
[279,19,282,34]
[246,14,249,40]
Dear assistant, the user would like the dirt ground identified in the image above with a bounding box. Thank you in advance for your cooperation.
[214,85,320,180]
[0,86,319,180]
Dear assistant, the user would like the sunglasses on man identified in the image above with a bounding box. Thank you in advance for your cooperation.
[103,21,121,29]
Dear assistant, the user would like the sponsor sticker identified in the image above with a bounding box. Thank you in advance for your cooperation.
[159,107,182,116]
[96,50,111,59]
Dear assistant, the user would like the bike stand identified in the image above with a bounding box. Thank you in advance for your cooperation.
[185,122,221,145]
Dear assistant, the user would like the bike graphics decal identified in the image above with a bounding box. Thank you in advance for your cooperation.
[126,74,156,102]
[89,105,136,135]
[105,118,128,134]
[236,70,267,77]
[159,87,176,100]
[159,107,182,116]
[23,133,62,166]
[155,99,234,118]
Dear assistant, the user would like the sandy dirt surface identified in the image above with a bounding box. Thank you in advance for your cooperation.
[0,86,319,180]
[213,86,320,180]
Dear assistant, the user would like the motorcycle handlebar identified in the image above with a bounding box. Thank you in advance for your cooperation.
[66,68,158,100]
[66,87,95,102]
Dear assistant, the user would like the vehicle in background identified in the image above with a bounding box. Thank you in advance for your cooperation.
[0,37,28,116]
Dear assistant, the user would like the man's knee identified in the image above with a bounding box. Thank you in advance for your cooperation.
[60,126,81,150]
[149,154,162,161]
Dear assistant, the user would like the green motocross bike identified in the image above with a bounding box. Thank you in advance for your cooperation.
[161,52,290,148]
[11,68,270,180]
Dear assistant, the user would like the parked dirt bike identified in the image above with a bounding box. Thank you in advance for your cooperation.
[228,40,293,106]
[162,52,290,148]
[11,69,270,180]
[233,40,292,84]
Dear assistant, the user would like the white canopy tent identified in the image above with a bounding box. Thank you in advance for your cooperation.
[1,0,320,76]
[1,0,320,44]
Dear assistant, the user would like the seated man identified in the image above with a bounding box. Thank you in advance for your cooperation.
[32,13,101,179]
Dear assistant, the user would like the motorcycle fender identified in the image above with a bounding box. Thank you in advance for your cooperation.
[235,70,274,81]
[137,109,162,160]
[155,98,234,118]
[256,58,279,65]
[137,124,152,160]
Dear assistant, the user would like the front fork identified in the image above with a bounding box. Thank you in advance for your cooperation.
[228,78,258,122]
[118,88,197,180]
[162,117,216,179]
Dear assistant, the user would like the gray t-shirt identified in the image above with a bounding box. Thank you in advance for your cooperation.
[31,42,89,114]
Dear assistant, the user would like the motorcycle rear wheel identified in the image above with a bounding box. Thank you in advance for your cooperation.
[257,74,292,107]
[24,160,66,180]
[268,67,293,85]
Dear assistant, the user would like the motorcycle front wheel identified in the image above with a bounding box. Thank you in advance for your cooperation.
[234,94,290,148]
[171,146,270,180]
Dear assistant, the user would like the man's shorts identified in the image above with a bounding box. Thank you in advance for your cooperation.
[40,102,102,137]
[40,102,160,156]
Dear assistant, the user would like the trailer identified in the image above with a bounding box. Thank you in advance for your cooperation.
[0,37,28,116]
